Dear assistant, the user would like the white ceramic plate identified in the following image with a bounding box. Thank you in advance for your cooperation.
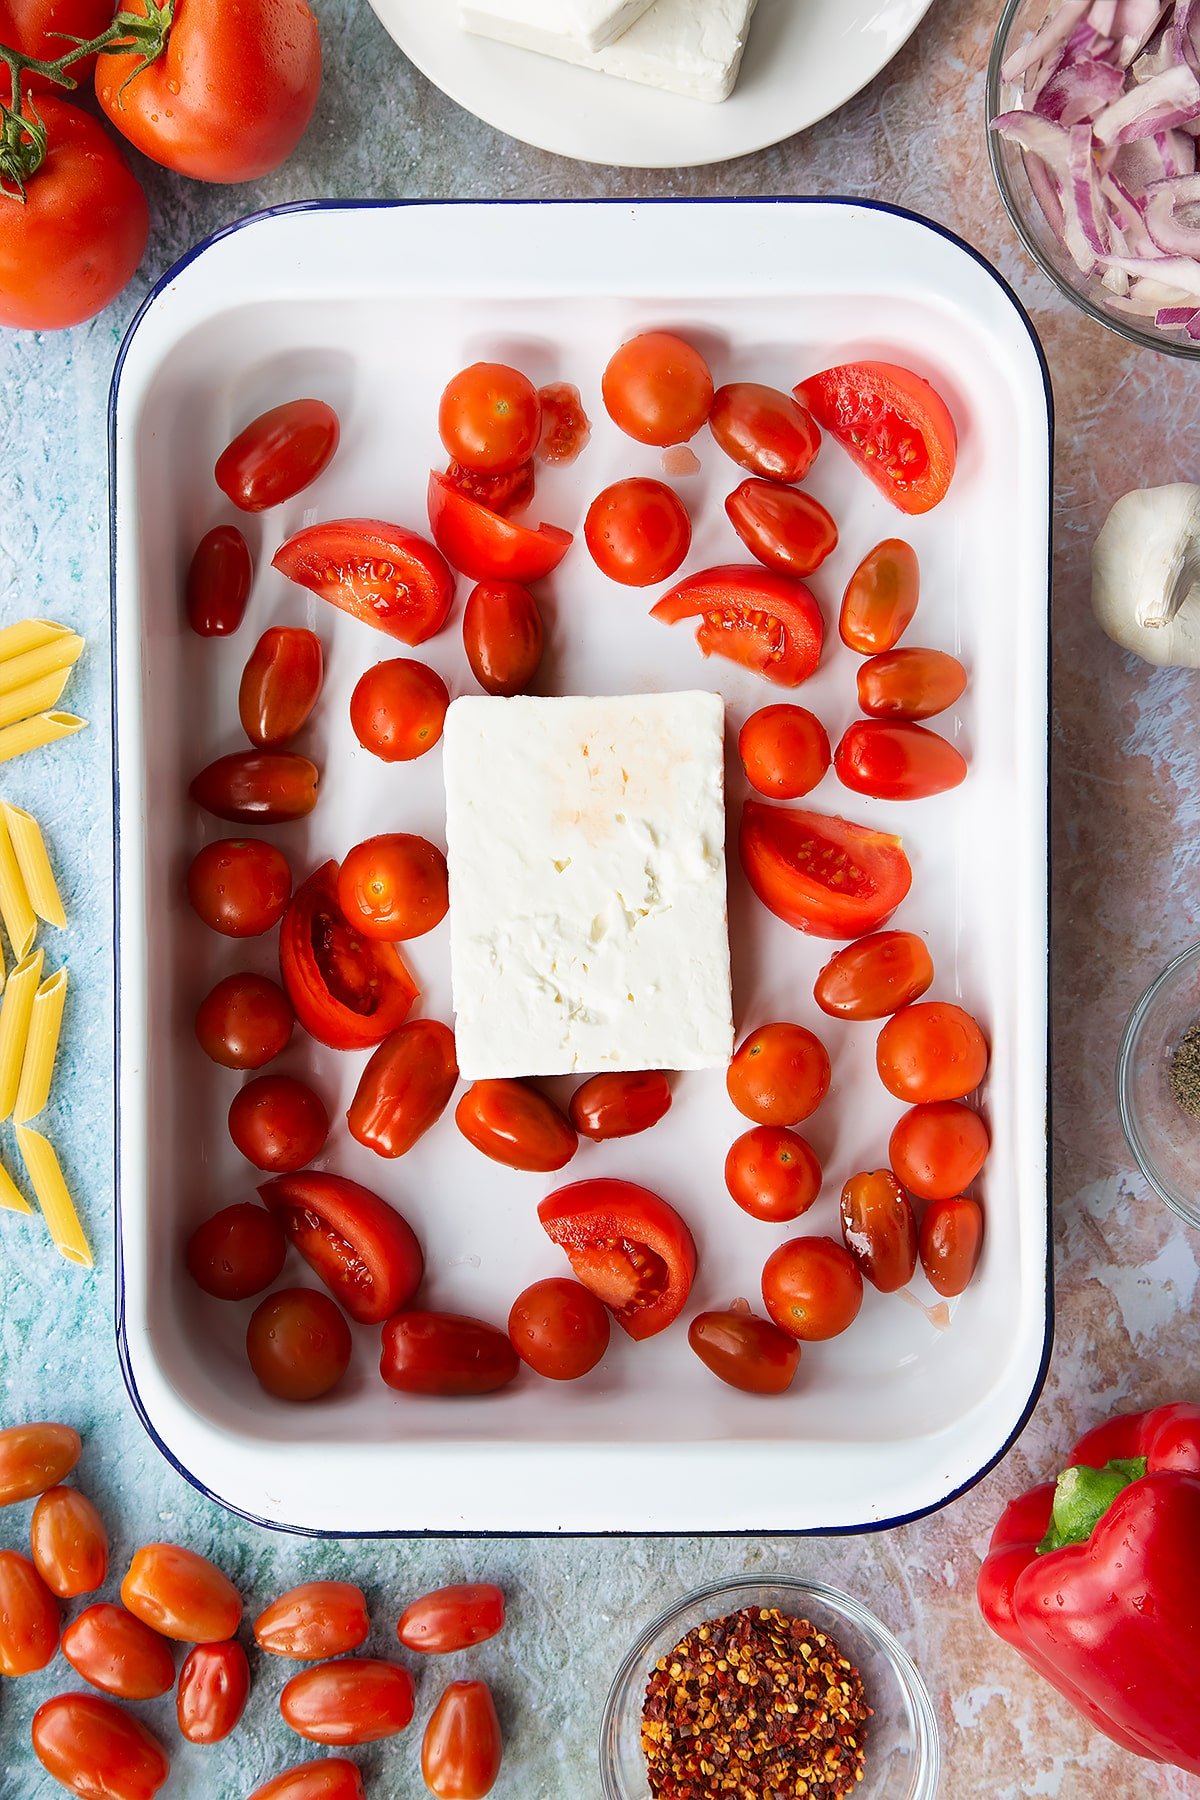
[366,0,939,169]
[111,198,1051,1537]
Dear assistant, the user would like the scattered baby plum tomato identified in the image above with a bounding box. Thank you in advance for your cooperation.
[738,705,831,800]
[273,520,455,646]
[195,973,294,1070]
[259,1170,424,1325]
[121,1544,242,1645]
[279,861,419,1050]
[536,381,590,464]
[835,720,967,802]
[709,383,821,482]
[189,752,318,824]
[889,1101,990,1201]
[0,1551,59,1674]
[255,1582,370,1660]
[739,800,912,939]
[761,1237,864,1342]
[246,1288,353,1402]
[876,1002,989,1103]
[455,1080,577,1173]
[687,1309,801,1395]
[186,525,253,637]
[177,1640,251,1745]
[349,658,449,763]
[215,400,339,513]
[61,1603,176,1700]
[919,1196,984,1297]
[839,1170,917,1293]
[380,1312,520,1397]
[280,1658,416,1745]
[538,1178,697,1342]
[584,477,691,587]
[463,580,544,696]
[795,362,958,515]
[568,1071,672,1142]
[248,1760,366,1800]
[651,565,823,687]
[857,647,967,721]
[438,364,541,475]
[602,331,714,446]
[32,1693,169,1800]
[0,1421,81,1506]
[726,1023,830,1126]
[813,932,934,1022]
[725,479,838,578]
[337,834,449,939]
[725,1127,822,1224]
[427,471,572,583]
[445,458,535,519]
[31,1487,109,1599]
[348,1019,459,1159]
[840,539,920,654]
[397,1584,506,1655]
[422,1679,504,1800]
[507,1277,611,1381]
[228,1073,329,1173]
[186,1202,288,1302]
[239,628,323,748]
[186,838,291,938]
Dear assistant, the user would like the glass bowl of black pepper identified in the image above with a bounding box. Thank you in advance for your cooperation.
[599,1576,940,1800]
[1117,942,1200,1228]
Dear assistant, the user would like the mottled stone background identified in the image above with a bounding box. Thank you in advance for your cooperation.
[2,0,1199,1794]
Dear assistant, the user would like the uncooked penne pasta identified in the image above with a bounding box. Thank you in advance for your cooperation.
[1,804,66,930]
[0,620,76,665]
[14,968,67,1125]
[0,635,84,698]
[15,1125,92,1268]
[0,670,70,733]
[0,810,38,959]
[0,1158,32,1217]
[0,949,43,1120]
[0,713,87,766]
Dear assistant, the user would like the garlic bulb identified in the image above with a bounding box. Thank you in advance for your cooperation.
[1092,483,1200,667]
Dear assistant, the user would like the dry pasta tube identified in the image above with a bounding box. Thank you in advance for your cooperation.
[0,810,37,959]
[14,968,67,1125]
[0,636,84,698]
[0,1158,32,1216]
[0,949,44,1120]
[0,713,87,767]
[1,804,66,929]
[0,620,77,664]
[0,670,70,734]
[16,1126,92,1268]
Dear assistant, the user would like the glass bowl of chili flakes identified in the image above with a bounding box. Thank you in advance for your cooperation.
[1117,940,1200,1229]
[599,1576,939,1800]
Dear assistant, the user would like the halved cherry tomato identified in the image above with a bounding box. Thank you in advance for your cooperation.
[507,1277,610,1380]
[835,720,967,801]
[397,1584,506,1654]
[427,471,572,583]
[602,331,713,446]
[726,1023,831,1125]
[177,1640,251,1745]
[337,834,448,939]
[439,364,541,475]
[538,1178,696,1342]
[840,1170,917,1293]
[709,383,820,482]
[215,400,339,513]
[584,478,691,587]
[187,838,291,937]
[259,1171,424,1325]
[857,648,967,721]
[651,565,823,687]
[190,752,318,824]
[280,1659,415,1745]
[813,932,934,1021]
[279,862,419,1050]
[249,1760,366,1800]
[62,1603,176,1700]
[445,458,535,518]
[0,1421,80,1505]
[186,1203,288,1302]
[537,382,590,464]
[463,580,544,697]
[876,1002,989,1103]
[0,1550,59,1673]
[840,539,919,655]
[795,362,958,515]
[919,1196,984,1297]
[32,1693,169,1800]
[239,628,323,748]
[121,1544,242,1644]
[186,525,253,636]
[889,1102,989,1201]
[687,1308,801,1395]
[761,1237,863,1342]
[31,1487,108,1599]
[228,1073,329,1172]
[725,1127,821,1224]
[422,1680,503,1800]
[738,705,831,801]
[246,1289,352,1402]
[568,1071,671,1142]
[380,1313,520,1397]
[195,973,294,1070]
[455,1080,577,1173]
[273,519,454,646]
[348,1020,459,1159]
[725,480,838,578]
[255,1582,369,1660]
[349,658,449,762]
[740,801,912,939]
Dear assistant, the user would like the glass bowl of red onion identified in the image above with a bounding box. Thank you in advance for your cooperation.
[988,0,1200,355]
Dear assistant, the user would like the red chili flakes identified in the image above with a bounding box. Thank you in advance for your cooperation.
[641,1605,871,1799]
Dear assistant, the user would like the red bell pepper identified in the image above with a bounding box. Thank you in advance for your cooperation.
[977,1403,1200,1773]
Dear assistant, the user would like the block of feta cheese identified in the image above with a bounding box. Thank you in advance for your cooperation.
[443,692,734,1080]
[462,0,759,104]
[459,0,658,57]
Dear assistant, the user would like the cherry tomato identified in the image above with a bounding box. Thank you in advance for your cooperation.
[439,364,541,474]
[739,800,912,939]
[726,1023,831,1125]
[248,1760,366,1800]
[380,1313,520,1397]
[836,718,968,802]
[397,1584,505,1654]
[795,362,958,515]
[568,1071,671,1141]
[687,1308,801,1395]
[652,565,823,687]
[507,1277,611,1380]
[347,1020,459,1159]
[813,932,934,1022]
[349,659,449,763]
[738,706,830,801]
[889,1101,990,1201]
[445,459,535,519]
[214,401,339,513]
[195,973,294,1070]
[455,1080,577,1173]
[189,752,318,824]
[538,1178,696,1342]
[876,1002,989,1103]
[239,628,323,748]
[725,1127,822,1224]
[274,519,455,646]
[0,1550,59,1674]
[186,839,292,938]
[462,581,544,697]
[725,480,838,578]
[121,1544,242,1644]
[602,331,714,446]
[422,1680,503,1800]
[919,1196,984,1297]
[255,1582,370,1660]
[536,382,590,464]
[186,525,253,637]
[709,383,821,482]
[31,1486,109,1599]
[337,834,448,939]
[0,1421,80,1505]
[186,1203,288,1302]
[857,648,967,721]
[62,1603,176,1700]
[32,1693,169,1800]
[177,1639,251,1745]
[280,1659,415,1745]
[259,1171,424,1325]
[427,471,572,583]
[840,1170,917,1293]
[279,862,419,1050]
[0,0,114,90]
[584,478,691,587]
[761,1237,864,1342]
[246,1288,353,1402]
[839,539,919,655]
[228,1074,329,1173]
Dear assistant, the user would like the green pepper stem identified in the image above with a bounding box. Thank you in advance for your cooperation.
[1036,1456,1148,1555]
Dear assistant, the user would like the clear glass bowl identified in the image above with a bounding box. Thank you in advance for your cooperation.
[1117,941,1200,1228]
[987,0,1200,358]
[599,1576,941,1800]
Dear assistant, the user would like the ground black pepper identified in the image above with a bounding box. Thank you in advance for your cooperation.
[1170,1024,1200,1119]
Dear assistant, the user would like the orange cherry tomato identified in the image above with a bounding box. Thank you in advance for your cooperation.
[725,1126,821,1224]
[246,1289,353,1402]
[813,932,934,1022]
[738,704,830,800]
[227,1073,329,1173]
[239,627,323,749]
[397,1584,505,1655]
[349,659,449,762]
[31,1486,108,1598]
[725,479,837,578]
[422,1679,503,1800]
[687,1308,801,1395]
[439,364,541,475]
[255,1581,370,1660]
[194,972,294,1070]
[215,400,339,514]
[463,580,544,696]
[274,520,455,646]
[248,1760,365,1800]
[840,539,919,654]
[536,382,590,464]
[507,1277,611,1381]
[32,1693,169,1800]
[337,834,449,940]
[177,1639,251,1745]
[919,1196,984,1297]
[839,1170,917,1293]
[189,751,318,824]
[568,1071,671,1141]
[186,838,292,938]
[0,1550,59,1673]
[455,1079,577,1173]
[795,362,957,516]
[380,1313,520,1398]
[835,720,967,802]
[761,1237,864,1343]
[120,1544,243,1644]
[739,801,912,940]
[186,524,252,637]
[584,477,691,586]
[857,647,967,721]
[726,1023,830,1126]
[0,1421,80,1505]
[709,383,820,482]
[876,1002,989,1103]
[889,1102,990,1201]
[348,1019,459,1159]
[602,331,714,447]
[280,1658,415,1745]
[62,1603,176,1700]
[186,1202,288,1302]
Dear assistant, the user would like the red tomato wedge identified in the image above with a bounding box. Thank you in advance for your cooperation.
[794,362,957,515]
[259,1172,424,1326]
[427,471,572,582]
[279,862,418,1050]
[739,800,912,940]
[651,565,823,687]
[537,1179,696,1342]
[272,519,454,646]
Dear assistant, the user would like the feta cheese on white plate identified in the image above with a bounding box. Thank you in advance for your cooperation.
[443,692,734,1081]
[462,0,760,104]
[459,0,657,57]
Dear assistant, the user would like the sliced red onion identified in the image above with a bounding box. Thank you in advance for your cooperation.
[1034,56,1128,118]
[1185,307,1200,331]
[1091,0,1118,30]
[1144,170,1200,247]
[1102,249,1200,291]
[1173,0,1200,66]
[1110,0,1171,63]
[1154,302,1200,317]
[1002,0,1093,84]
[1092,60,1200,141]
